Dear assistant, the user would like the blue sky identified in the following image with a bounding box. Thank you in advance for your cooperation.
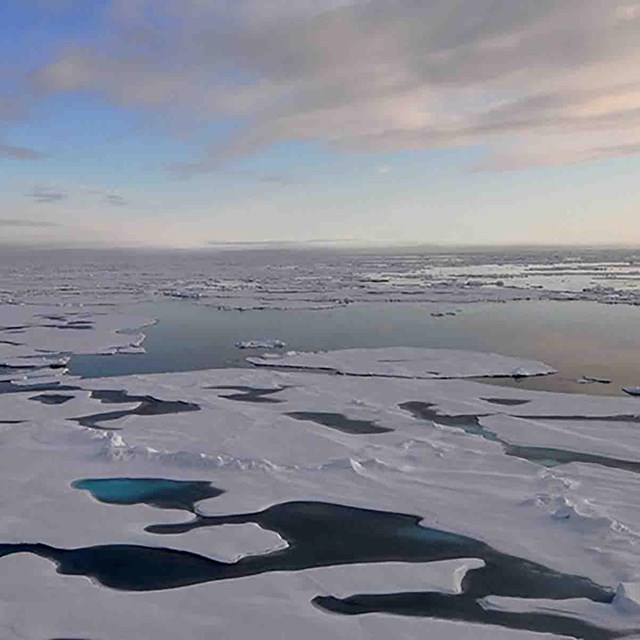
[2,0,640,247]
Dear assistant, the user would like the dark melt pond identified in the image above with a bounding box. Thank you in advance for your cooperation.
[71,389,200,429]
[286,411,393,435]
[30,394,75,406]
[401,401,640,475]
[208,385,288,404]
[1,496,631,640]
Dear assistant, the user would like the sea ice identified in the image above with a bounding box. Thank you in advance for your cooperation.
[235,339,287,349]
[247,346,556,379]
[3,248,640,639]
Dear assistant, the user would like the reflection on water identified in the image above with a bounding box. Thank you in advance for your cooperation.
[69,300,640,396]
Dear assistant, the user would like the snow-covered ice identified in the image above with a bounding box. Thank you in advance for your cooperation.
[235,339,287,349]
[2,247,640,639]
[2,246,640,311]
[247,346,556,379]
[3,361,640,638]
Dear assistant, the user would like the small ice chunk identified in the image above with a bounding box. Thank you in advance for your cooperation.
[579,375,612,384]
[164,290,201,300]
[622,387,640,397]
[235,339,286,349]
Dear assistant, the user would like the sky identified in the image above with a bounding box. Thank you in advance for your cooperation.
[1,0,640,248]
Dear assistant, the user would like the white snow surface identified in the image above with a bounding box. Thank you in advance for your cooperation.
[3,361,640,638]
[3,247,640,638]
[0,303,153,383]
[247,346,556,379]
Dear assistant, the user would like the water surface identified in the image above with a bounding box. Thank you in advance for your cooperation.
[69,300,640,396]
[0,500,620,639]
[72,477,223,511]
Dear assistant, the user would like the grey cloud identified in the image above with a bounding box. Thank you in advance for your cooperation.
[103,193,128,206]
[1,144,46,160]
[30,185,130,206]
[28,185,68,203]
[593,141,640,158]
[93,188,129,207]
[0,218,59,227]
[256,174,300,186]
[34,0,640,170]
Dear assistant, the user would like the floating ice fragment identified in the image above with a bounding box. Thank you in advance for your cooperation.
[163,290,202,300]
[622,387,640,397]
[235,339,286,349]
[248,347,556,379]
[579,375,612,384]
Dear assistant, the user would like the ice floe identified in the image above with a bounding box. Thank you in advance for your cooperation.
[235,339,287,349]
[248,346,556,379]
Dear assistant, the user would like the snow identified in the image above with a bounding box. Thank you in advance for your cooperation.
[0,304,152,373]
[3,247,640,639]
[614,582,640,614]
[0,553,548,640]
[3,358,640,637]
[247,346,556,379]
[2,246,640,311]
[303,558,486,598]
[482,595,640,633]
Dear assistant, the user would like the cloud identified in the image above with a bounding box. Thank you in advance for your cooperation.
[255,174,300,186]
[103,192,128,206]
[26,184,129,206]
[0,144,46,160]
[168,162,300,184]
[27,185,68,203]
[32,0,640,170]
[0,218,59,227]
[79,186,128,206]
